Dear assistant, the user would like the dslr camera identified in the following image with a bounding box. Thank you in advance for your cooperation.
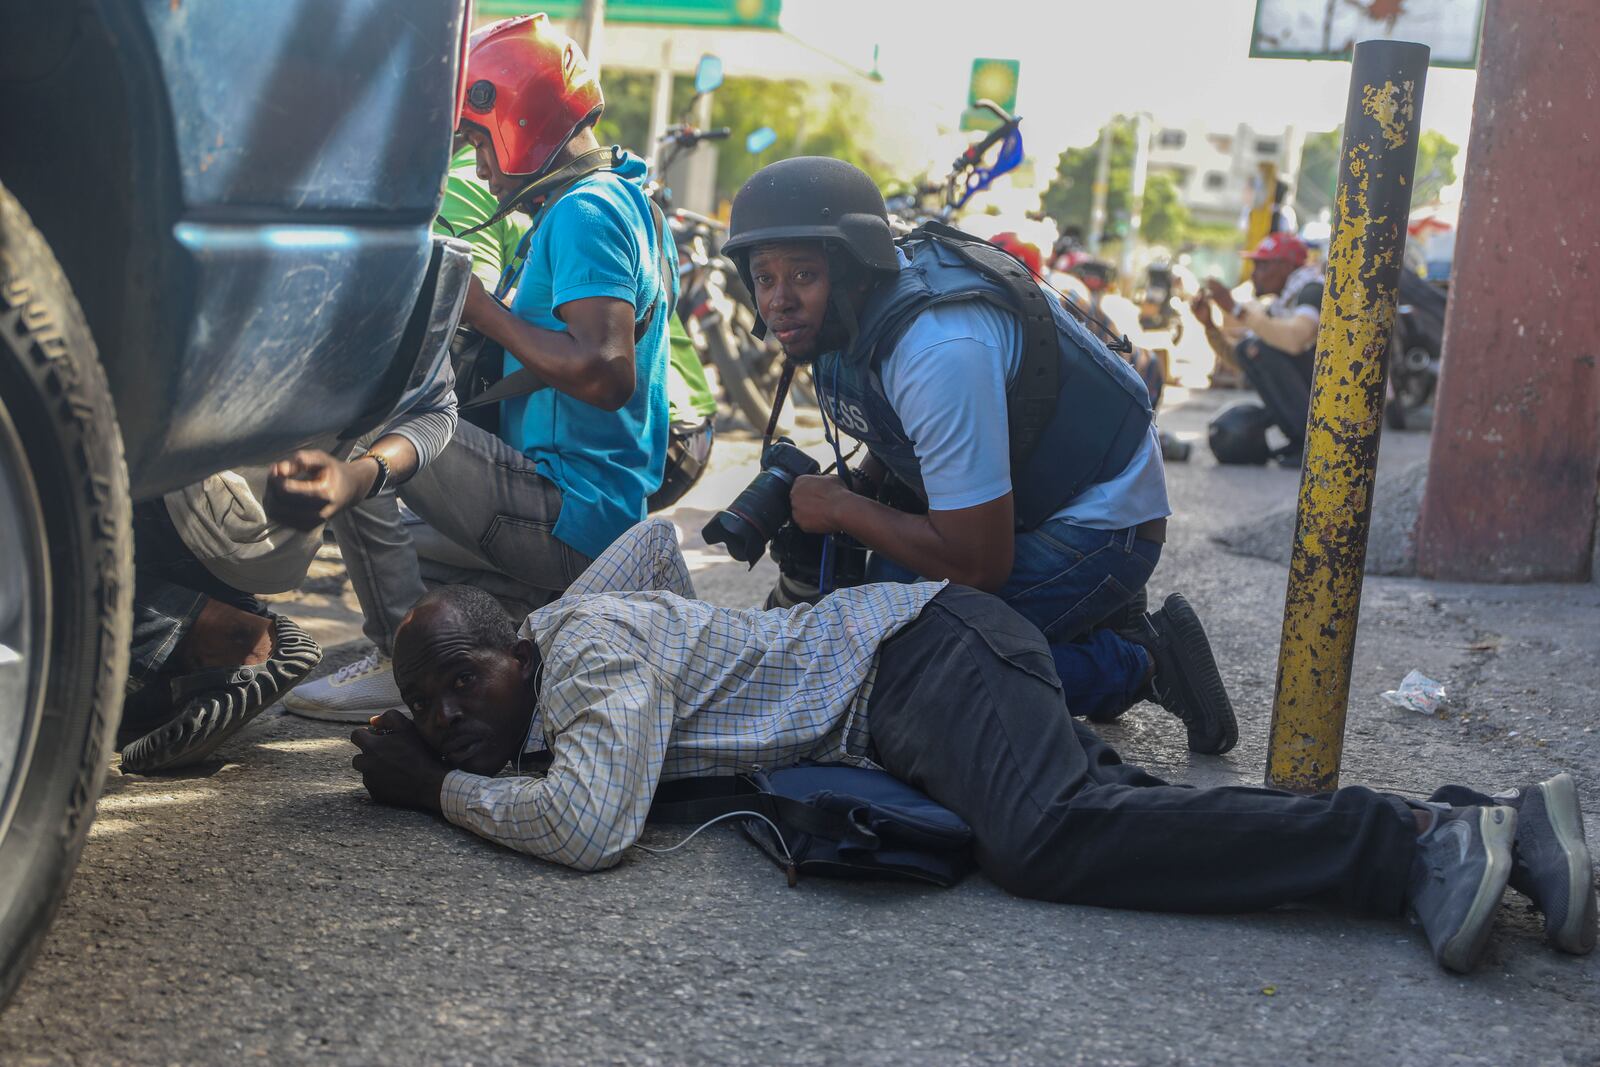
[702,438,868,606]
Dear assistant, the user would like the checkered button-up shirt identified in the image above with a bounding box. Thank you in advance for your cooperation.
[439,519,944,871]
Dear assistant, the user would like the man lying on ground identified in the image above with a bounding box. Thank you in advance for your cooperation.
[349,519,1597,974]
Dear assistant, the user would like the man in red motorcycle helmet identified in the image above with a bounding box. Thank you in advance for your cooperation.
[286,15,677,722]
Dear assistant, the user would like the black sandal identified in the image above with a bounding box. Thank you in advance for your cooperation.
[119,615,322,774]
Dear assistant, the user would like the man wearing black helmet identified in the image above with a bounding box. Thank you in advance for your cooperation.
[720,157,1236,754]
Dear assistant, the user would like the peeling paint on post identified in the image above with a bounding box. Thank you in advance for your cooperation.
[1265,40,1429,794]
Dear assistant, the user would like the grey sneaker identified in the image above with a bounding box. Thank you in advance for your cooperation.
[1408,805,1517,973]
[1493,774,1597,955]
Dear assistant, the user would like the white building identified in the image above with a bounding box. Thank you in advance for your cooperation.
[1145,122,1305,226]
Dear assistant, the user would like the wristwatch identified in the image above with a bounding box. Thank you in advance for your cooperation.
[362,451,393,499]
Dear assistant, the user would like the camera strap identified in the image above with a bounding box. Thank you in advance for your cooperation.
[761,355,859,596]
[761,359,796,451]
[813,356,859,596]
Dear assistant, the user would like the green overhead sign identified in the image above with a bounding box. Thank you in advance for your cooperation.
[474,0,782,28]
[961,57,1019,132]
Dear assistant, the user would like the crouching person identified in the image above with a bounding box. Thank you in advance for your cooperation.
[350,520,1596,974]
[283,15,676,723]
[117,338,459,775]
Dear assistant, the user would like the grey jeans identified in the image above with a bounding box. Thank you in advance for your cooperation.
[330,420,593,654]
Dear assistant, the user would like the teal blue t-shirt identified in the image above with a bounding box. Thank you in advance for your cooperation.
[502,152,674,560]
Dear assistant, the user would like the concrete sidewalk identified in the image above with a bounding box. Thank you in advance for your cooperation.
[2,392,1596,1066]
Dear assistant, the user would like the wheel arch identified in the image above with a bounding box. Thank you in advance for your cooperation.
[0,0,187,500]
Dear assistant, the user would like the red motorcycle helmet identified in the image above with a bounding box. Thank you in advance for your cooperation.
[458,14,604,180]
[990,231,1042,276]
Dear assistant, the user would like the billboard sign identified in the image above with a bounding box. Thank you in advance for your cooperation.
[1250,0,1484,68]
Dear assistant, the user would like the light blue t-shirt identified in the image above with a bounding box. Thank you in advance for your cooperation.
[882,299,1170,530]
[502,152,673,561]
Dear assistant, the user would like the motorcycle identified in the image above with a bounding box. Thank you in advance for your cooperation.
[1384,269,1447,430]
[1050,237,1117,321]
[886,99,1027,232]
[668,199,811,427]
[647,57,799,428]
[1137,261,1185,343]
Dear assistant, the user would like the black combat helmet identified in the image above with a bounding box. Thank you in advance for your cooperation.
[722,157,898,275]
[722,157,899,340]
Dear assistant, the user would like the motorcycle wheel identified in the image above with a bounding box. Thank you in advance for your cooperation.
[704,318,774,428]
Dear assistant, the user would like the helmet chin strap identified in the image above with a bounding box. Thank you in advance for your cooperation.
[449,145,621,240]
[827,285,861,347]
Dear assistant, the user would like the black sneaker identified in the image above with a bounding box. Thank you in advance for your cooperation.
[1124,594,1238,754]
[1493,774,1597,955]
[119,615,322,775]
[1408,805,1517,973]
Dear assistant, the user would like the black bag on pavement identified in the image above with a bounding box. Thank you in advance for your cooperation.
[1209,402,1275,465]
[648,762,974,887]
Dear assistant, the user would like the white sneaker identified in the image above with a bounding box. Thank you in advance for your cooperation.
[282,649,404,723]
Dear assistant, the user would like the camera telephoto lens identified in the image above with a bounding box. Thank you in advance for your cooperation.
[702,438,820,566]
[701,509,769,565]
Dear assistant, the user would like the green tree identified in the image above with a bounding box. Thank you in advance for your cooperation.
[1040,120,1188,247]
[1138,171,1189,246]
[1040,119,1134,242]
[593,71,694,158]
[594,73,894,206]
[1295,126,1459,215]
[1410,129,1460,206]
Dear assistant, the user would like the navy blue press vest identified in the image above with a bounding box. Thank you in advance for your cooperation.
[815,232,1153,530]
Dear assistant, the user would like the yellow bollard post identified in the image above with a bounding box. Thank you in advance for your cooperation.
[1265,40,1430,793]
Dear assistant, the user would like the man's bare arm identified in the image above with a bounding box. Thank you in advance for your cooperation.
[462,277,638,410]
[790,475,1014,591]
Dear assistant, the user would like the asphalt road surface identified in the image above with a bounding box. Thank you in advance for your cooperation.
[4,331,1597,1065]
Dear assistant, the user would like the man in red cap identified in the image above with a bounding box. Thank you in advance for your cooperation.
[1194,232,1324,466]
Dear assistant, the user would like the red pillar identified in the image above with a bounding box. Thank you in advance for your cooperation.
[1415,0,1600,582]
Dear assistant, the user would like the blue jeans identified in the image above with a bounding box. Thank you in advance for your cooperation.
[866,519,1160,720]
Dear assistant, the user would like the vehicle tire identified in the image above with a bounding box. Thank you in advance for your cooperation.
[705,318,774,429]
[0,182,132,1010]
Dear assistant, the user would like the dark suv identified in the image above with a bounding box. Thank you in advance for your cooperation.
[0,0,472,1005]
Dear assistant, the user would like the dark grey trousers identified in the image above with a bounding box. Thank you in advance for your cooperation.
[332,419,593,655]
[1238,337,1315,451]
[867,586,1418,916]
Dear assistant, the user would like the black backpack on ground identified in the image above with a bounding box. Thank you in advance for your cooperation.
[648,762,974,888]
[1209,403,1275,465]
